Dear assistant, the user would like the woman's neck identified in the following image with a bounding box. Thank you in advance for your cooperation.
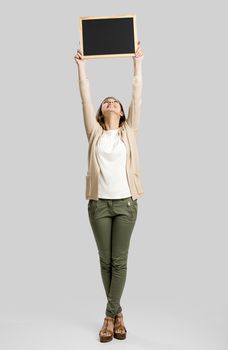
[104,114,120,130]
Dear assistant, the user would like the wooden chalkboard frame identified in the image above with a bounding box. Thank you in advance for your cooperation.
[79,14,138,59]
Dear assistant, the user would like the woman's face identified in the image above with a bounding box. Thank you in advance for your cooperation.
[101,98,123,118]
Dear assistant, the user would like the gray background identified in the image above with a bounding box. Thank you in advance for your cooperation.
[0,0,227,349]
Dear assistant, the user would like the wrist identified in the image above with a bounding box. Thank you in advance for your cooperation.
[133,62,142,76]
[78,60,85,66]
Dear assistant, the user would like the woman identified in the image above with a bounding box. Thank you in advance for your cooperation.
[74,41,144,342]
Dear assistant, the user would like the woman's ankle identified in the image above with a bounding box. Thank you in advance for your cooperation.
[105,315,115,320]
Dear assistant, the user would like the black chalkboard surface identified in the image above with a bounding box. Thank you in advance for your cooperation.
[79,15,137,58]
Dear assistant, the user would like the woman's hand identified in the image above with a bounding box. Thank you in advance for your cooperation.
[74,45,87,80]
[133,41,144,62]
[74,47,85,65]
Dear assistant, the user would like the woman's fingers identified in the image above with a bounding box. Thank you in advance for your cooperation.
[75,48,83,57]
[135,47,143,57]
[74,47,85,63]
[134,41,144,61]
[135,40,142,54]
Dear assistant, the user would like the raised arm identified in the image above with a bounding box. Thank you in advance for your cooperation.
[127,41,144,133]
[74,48,97,140]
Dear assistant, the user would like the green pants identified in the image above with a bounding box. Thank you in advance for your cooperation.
[88,196,138,318]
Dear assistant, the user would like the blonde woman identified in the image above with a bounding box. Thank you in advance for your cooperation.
[74,41,144,342]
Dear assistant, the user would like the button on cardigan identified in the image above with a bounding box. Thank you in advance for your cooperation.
[78,74,144,200]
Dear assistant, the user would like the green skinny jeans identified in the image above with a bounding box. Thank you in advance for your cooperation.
[88,196,138,318]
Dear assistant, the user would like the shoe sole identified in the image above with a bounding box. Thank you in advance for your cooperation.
[99,335,113,342]
[114,332,127,340]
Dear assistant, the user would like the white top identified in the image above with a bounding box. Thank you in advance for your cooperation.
[95,129,132,199]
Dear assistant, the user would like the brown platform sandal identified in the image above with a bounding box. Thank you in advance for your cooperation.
[114,312,127,340]
[99,316,115,342]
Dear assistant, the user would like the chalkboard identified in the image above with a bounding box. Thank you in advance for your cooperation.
[79,15,137,59]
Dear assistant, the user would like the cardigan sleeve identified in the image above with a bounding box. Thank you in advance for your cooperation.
[127,75,143,132]
[78,77,97,139]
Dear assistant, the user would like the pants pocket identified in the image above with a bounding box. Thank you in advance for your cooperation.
[88,199,98,216]
[126,198,138,220]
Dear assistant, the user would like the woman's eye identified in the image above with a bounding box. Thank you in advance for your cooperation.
[102,101,119,105]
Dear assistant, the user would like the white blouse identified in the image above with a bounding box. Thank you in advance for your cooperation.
[95,129,132,199]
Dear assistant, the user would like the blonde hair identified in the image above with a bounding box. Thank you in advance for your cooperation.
[96,96,126,130]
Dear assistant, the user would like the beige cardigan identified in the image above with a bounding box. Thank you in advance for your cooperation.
[79,74,144,200]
